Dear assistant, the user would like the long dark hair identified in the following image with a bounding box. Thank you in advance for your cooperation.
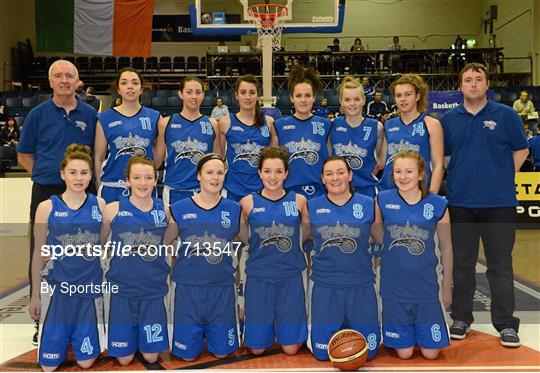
[235,75,264,128]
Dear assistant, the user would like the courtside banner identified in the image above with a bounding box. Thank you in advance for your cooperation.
[515,172,540,227]
[427,91,495,114]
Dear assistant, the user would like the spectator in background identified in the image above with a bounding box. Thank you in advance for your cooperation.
[366,91,389,122]
[523,122,534,139]
[75,79,86,98]
[351,38,366,74]
[362,76,375,97]
[0,105,8,123]
[387,36,402,73]
[210,97,229,120]
[112,97,122,108]
[313,97,334,119]
[82,87,101,112]
[529,126,540,171]
[1,117,20,147]
[451,35,466,73]
[513,90,537,132]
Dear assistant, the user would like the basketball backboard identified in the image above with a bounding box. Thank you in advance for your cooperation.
[191,0,345,35]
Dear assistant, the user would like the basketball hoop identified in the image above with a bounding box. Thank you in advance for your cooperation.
[247,4,288,51]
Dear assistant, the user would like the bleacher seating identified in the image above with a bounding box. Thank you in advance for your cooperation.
[132,57,144,70]
[187,56,199,72]
[90,56,103,72]
[104,56,117,71]
[173,56,185,72]
[159,56,172,72]
[118,56,131,70]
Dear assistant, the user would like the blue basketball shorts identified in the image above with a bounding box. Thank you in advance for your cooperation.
[38,292,105,367]
[171,282,239,359]
[244,274,308,349]
[308,282,380,361]
[163,186,198,206]
[106,293,169,357]
[382,299,450,350]
[223,188,245,203]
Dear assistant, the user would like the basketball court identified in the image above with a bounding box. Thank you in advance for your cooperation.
[1,0,539,371]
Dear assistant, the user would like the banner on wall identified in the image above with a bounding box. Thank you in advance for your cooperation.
[152,15,240,42]
[515,172,540,227]
[427,90,495,114]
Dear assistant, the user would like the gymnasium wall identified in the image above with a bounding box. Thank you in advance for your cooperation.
[0,0,538,89]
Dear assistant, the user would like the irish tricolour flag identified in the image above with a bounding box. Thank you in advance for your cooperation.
[36,0,154,56]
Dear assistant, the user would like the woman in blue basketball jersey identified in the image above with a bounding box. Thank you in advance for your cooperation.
[330,76,385,198]
[379,74,444,193]
[374,150,452,360]
[239,146,310,355]
[275,65,331,199]
[219,75,277,201]
[155,76,220,205]
[94,68,162,203]
[166,153,246,361]
[306,156,381,361]
[100,156,172,365]
[29,145,106,370]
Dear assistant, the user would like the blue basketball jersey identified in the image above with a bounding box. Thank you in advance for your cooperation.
[308,193,375,288]
[170,197,241,286]
[330,117,379,196]
[377,189,447,303]
[275,115,331,194]
[246,191,306,281]
[98,107,160,183]
[379,113,431,190]
[43,194,102,296]
[106,198,169,299]
[224,114,271,198]
[164,114,215,191]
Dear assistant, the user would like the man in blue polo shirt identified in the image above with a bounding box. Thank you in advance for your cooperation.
[441,63,529,348]
[17,59,97,345]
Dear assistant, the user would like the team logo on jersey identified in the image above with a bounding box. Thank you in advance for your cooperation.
[255,221,294,252]
[387,222,428,255]
[286,138,321,164]
[119,229,162,261]
[302,185,316,196]
[75,121,87,131]
[172,137,208,164]
[386,140,420,165]
[231,141,264,167]
[185,232,228,264]
[55,228,100,260]
[113,133,151,159]
[483,120,497,130]
[316,222,360,254]
[333,142,368,170]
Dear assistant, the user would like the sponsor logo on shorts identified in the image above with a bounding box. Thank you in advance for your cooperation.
[117,211,133,217]
[54,211,68,217]
[385,204,401,210]
[42,353,61,359]
[315,343,328,349]
[252,207,266,213]
[182,213,197,219]
[385,331,400,339]
[111,341,128,347]
[175,341,187,350]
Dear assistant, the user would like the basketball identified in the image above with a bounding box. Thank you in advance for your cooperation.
[201,13,213,24]
[328,329,368,371]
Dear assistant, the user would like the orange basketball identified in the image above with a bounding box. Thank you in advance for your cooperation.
[328,329,368,371]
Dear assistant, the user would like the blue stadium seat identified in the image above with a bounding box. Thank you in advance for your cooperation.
[167,96,181,107]
[151,96,168,107]
[90,56,103,72]
[6,97,22,108]
[22,98,38,108]
[132,57,144,70]
[173,56,185,72]
[159,56,172,71]
[118,56,131,70]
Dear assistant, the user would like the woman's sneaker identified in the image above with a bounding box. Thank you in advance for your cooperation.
[500,328,520,348]
[449,320,470,340]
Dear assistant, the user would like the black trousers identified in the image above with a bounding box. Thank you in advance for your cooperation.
[448,206,520,332]
[28,182,96,294]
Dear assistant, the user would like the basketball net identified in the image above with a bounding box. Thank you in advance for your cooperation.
[247,4,288,51]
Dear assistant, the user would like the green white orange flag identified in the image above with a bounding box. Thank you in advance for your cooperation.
[36,0,154,57]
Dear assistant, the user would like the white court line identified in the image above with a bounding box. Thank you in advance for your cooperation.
[476,262,540,299]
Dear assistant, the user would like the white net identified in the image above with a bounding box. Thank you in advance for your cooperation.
[247,4,287,51]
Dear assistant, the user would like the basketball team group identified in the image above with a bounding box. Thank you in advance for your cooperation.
[18,59,528,371]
